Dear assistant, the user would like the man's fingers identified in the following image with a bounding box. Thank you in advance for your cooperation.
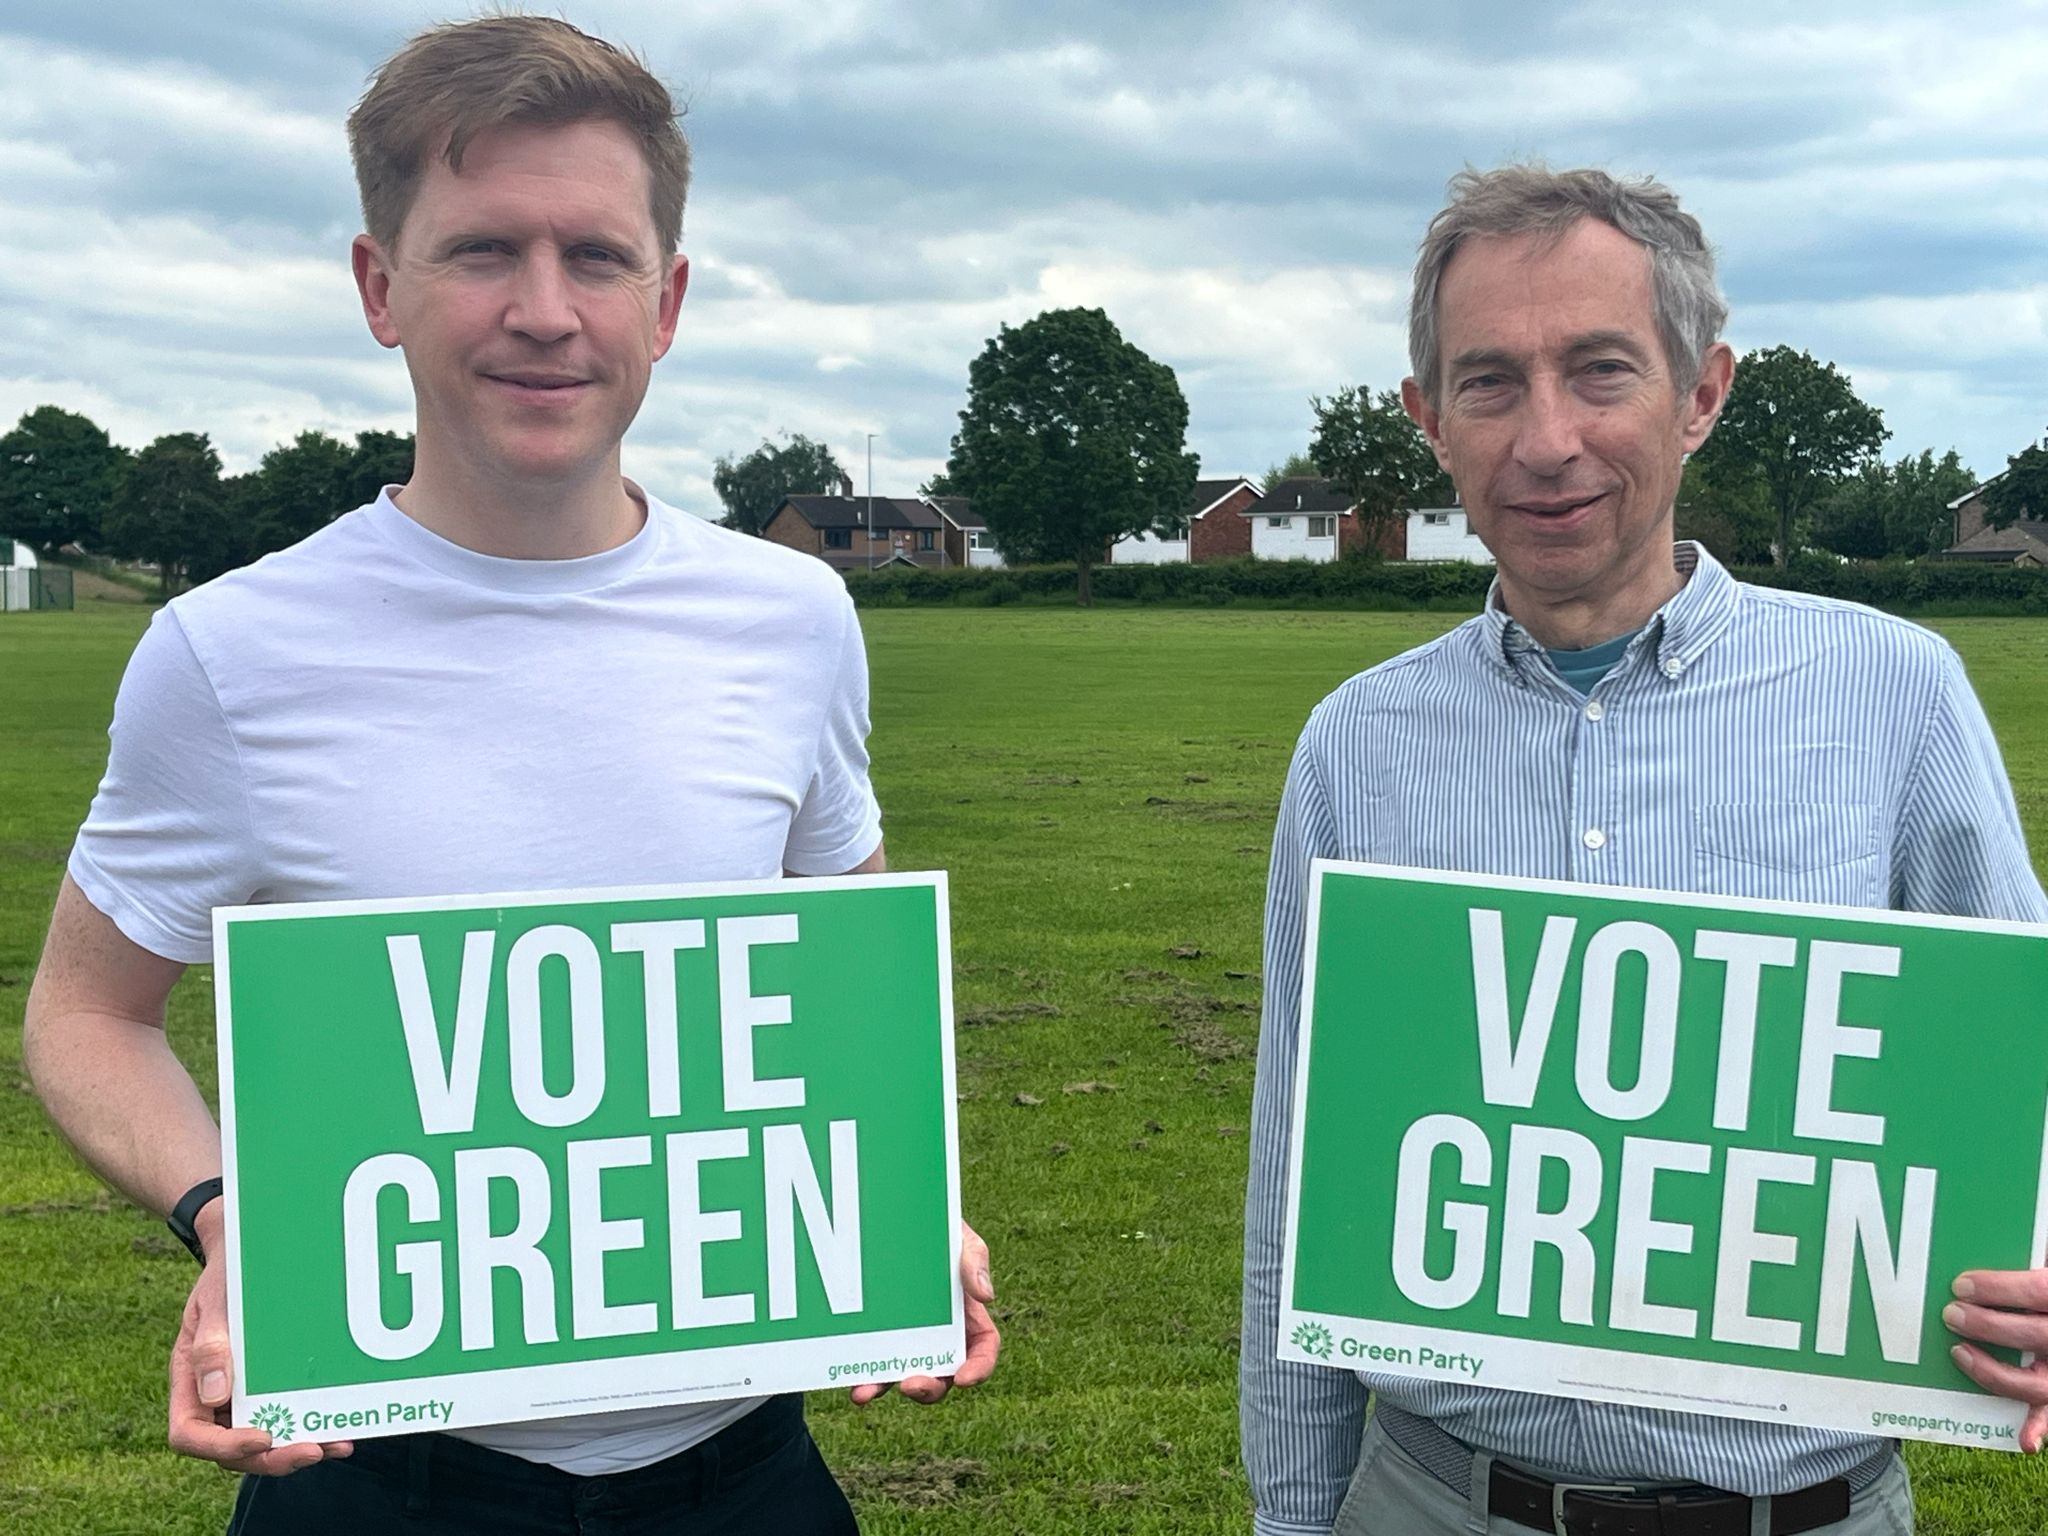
[1944,1301,2048,1354]
[895,1374,950,1405]
[953,1296,1001,1389]
[2025,1402,2048,1456]
[1949,1342,2048,1403]
[960,1222,994,1303]
[1954,1269,2048,1312]
[848,1381,893,1406]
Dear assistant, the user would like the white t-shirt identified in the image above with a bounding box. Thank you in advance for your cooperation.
[70,488,883,1473]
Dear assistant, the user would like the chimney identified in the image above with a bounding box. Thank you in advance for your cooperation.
[838,472,855,498]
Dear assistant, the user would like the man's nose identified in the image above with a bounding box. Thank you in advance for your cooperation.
[1512,376,1582,477]
[503,254,580,344]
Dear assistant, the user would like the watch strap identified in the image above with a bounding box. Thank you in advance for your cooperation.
[167,1176,224,1265]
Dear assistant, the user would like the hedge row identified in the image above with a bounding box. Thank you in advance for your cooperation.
[843,555,2048,615]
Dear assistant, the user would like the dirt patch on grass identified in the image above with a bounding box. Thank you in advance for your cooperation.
[960,1001,1061,1029]
[837,1455,987,1507]
[1,1191,117,1218]
[1142,796,1261,823]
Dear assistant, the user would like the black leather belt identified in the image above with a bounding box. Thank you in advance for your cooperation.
[1488,1458,1852,1535]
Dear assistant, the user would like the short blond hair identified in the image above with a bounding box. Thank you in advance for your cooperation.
[347,15,690,257]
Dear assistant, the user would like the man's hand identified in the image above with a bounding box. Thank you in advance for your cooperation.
[850,1221,1000,1406]
[167,1258,352,1474]
[1945,1268,2048,1451]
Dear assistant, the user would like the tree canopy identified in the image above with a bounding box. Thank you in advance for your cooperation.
[1308,387,1453,560]
[945,306,1197,604]
[0,405,128,552]
[1813,448,1977,560]
[1981,430,2048,531]
[713,435,845,536]
[103,433,225,594]
[1692,345,1888,567]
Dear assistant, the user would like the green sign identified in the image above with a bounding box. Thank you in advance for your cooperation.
[215,874,962,1439]
[1280,861,2048,1450]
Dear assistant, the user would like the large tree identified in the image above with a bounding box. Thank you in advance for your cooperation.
[256,429,356,549]
[945,306,1197,604]
[1692,345,1887,567]
[713,434,845,536]
[0,405,129,552]
[1307,387,1453,560]
[1814,448,1977,560]
[103,432,224,594]
[1674,457,1775,565]
[1262,450,1318,485]
[1981,430,2048,531]
[346,429,416,509]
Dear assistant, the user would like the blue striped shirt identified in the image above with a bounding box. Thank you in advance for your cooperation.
[1241,543,2048,1534]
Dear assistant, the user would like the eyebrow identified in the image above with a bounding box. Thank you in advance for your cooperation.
[1448,329,1655,376]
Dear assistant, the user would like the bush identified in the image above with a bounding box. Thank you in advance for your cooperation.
[840,557,2048,616]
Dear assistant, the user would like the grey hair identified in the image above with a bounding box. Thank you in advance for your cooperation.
[1408,164,1728,408]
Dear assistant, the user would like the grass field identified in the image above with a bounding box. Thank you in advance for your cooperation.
[3,603,2046,1534]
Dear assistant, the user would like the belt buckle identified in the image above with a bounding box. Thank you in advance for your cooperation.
[1551,1479,1637,1536]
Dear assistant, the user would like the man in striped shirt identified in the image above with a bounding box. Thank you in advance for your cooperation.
[1241,165,2048,1535]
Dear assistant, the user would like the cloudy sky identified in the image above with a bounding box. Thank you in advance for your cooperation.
[4,0,2047,516]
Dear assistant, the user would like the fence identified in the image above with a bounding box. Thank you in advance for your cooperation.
[0,566,74,612]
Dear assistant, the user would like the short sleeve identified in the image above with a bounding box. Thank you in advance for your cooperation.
[780,594,883,875]
[67,606,261,963]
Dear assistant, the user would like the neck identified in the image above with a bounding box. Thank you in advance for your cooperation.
[394,441,643,561]
[1499,554,1684,651]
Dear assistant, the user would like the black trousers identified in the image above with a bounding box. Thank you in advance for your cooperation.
[226,1396,857,1535]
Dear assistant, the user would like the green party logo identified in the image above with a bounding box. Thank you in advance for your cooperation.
[1291,1320,1334,1360]
[250,1402,296,1443]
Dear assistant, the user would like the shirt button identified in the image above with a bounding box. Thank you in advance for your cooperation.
[1662,657,1685,678]
[1583,700,1604,722]
[1583,827,1607,850]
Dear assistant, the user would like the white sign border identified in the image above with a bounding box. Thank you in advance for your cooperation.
[1278,858,2048,1451]
[212,871,964,1437]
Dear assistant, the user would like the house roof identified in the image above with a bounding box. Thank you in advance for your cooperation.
[1188,477,1257,519]
[1933,518,2048,563]
[1243,476,1354,516]
[774,495,946,531]
[925,496,984,529]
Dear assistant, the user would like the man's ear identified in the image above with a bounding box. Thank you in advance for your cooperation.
[1680,341,1735,454]
[1401,377,1454,474]
[650,253,690,363]
[352,235,402,350]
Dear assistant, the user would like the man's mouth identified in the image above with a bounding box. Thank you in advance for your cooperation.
[1507,492,1608,519]
[484,372,590,393]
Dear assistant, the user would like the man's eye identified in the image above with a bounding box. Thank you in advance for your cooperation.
[1459,375,1504,393]
[1586,360,1630,378]
[455,241,506,257]
[574,247,621,264]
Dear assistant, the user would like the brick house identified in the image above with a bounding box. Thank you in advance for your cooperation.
[1937,479,2048,566]
[761,494,950,572]
[1242,477,1406,562]
[1108,476,1263,563]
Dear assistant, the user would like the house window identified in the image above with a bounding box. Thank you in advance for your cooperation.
[918,529,935,551]
[1267,516,1290,528]
[824,528,852,549]
[968,530,992,550]
[1162,518,1189,539]
[1423,512,1450,526]
[1307,515,1335,538]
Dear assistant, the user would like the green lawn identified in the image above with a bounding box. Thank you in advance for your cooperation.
[2,603,2046,1533]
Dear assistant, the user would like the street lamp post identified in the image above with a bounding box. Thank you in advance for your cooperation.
[865,433,876,571]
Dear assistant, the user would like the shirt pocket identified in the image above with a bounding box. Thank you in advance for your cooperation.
[1694,802,1884,908]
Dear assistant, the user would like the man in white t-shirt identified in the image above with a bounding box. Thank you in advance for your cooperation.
[22,17,996,1533]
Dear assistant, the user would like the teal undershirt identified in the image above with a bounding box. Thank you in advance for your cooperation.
[1544,627,1641,696]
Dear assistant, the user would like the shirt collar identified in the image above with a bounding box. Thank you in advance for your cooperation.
[1480,541,1740,683]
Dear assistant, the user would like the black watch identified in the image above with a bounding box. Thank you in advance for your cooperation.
[167,1176,224,1265]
